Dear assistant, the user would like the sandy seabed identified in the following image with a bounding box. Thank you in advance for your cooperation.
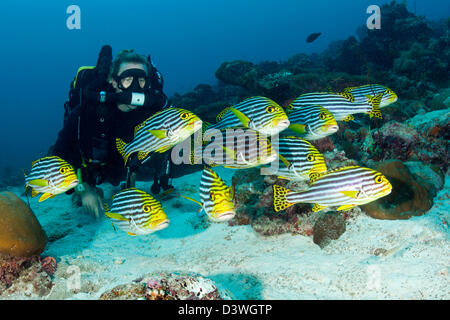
[4,166,450,300]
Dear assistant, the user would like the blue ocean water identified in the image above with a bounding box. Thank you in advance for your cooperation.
[0,0,447,171]
[0,0,449,301]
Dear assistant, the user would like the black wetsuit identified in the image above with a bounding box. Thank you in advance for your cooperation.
[52,82,170,188]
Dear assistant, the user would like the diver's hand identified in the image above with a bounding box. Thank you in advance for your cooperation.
[79,184,104,219]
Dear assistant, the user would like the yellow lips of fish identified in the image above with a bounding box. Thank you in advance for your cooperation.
[147,209,170,231]
[209,188,236,222]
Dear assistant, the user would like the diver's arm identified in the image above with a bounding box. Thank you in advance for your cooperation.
[51,106,82,169]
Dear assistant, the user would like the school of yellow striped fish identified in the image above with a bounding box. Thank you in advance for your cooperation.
[24,84,397,235]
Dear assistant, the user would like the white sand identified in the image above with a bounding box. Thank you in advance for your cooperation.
[4,166,450,300]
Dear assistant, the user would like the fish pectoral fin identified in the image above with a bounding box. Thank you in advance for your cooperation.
[342,115,354,122]
[278,154,291,168]
[339,190,360,199]
[105,211,130,221]
[180,195,203,208]
[312,203,327,212]
[28,179,49,187]
[229,107,251,128]
[337,204,356,211]
[127,232,137,236]
[39,192,55,202]
[288,123,307,134]
[147,129,167,139]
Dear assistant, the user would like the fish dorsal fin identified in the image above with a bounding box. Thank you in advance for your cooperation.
[344,86,357,93]
[134,119,147,137]
[366,93,383,119]
[366,93,382,107]
[336,92,355,102]
[216,107,231,122]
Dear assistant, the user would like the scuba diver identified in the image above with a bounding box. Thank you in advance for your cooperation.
[51,45,174,218]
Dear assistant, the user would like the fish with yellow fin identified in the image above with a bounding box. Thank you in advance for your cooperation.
[116,107,202,165]
[289,91,383,121]
[24,156,79,202]
[285,105,339,140]
[182,166,235,222]
[267,136,327,181]
[206,96,290,136]
[343,84,398,107]
[201,128,279,169]
[273,165,392,213]
[104,188,169,236]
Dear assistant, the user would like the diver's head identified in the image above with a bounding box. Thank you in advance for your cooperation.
[109,49,151,112]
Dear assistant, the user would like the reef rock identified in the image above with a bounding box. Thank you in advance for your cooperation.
[313,213,346,248]
[361,160,434,220]
[0,191,47,257]
[99,272,227,300]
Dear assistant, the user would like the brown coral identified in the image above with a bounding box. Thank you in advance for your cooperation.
[0,191,47,257]
[361,160,433,220]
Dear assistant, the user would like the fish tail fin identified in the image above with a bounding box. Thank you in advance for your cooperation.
[273,185,294,212]
[116,138,130,165]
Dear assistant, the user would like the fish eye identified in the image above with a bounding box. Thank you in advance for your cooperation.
[59,167,67,174]
[319,112,326,120]
[209,191,215,201]
[143,204,152,212]
[306,154,315,162]
[180,112,189,120]
[375,176,384,184]
[266,106,276,113]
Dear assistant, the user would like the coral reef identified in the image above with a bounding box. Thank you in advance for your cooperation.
[228,149,359,238]
[313,213,346,248]
[0,191,47,257]
[99,272,226,300]
[361,160,435,220]
[0,255,53,297]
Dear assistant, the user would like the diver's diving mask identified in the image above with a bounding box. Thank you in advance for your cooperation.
[114,68,149,92]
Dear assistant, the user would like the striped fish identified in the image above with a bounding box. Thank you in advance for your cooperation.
[207,96,290,136]
[182,166,235,222]
[285,105,339,140]
[24,156,79,202]
[104,188,169,236]
[273,165,392,213]
[289,92,382,121]
[343,84,398,107]
[267,136,327,181]
[201,128,278,169]
[116,107,202,165]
